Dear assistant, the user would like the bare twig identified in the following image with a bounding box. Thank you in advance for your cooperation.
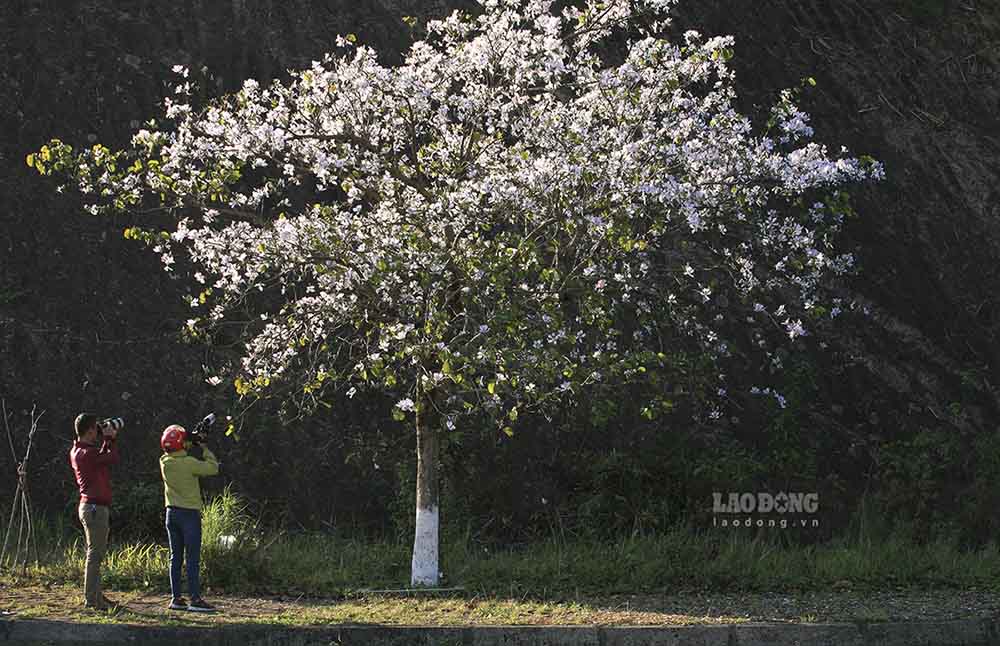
[0,401,17,566]
[1,401,44,574]
[3,401,14,464]
[878,92,907,120]
[911,107,946,127]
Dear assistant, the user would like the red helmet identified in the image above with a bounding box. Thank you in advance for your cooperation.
[160,425,187,453]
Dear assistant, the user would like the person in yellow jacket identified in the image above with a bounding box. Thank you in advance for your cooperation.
[159,424,218,613]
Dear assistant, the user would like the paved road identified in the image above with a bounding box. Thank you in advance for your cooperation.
[4,617,1000,645]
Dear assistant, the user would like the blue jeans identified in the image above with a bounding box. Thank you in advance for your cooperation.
[165,507,202,600]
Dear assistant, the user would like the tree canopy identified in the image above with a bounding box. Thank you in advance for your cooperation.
[33,0,882,429]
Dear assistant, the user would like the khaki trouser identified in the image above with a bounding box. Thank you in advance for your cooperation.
[78,503,110,606]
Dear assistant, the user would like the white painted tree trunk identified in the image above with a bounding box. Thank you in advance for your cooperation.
[411,397,440,587]
[411,505,439,586]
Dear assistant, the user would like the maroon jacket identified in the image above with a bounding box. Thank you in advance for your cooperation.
[69,438,119,506]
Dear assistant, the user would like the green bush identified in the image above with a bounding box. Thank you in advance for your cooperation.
[111,481,164,540]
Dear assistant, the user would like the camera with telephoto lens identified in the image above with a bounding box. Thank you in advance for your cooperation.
[188,413,215,445]
[97,417,125,435]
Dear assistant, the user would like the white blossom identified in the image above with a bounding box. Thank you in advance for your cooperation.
[42,0,880,426]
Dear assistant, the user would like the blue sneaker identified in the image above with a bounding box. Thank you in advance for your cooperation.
[186,597,216,613]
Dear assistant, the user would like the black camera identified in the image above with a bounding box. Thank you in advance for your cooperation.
[97,417,125,433]
[188,413,215,444]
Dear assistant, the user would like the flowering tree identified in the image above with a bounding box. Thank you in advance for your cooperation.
[32,0,882,585]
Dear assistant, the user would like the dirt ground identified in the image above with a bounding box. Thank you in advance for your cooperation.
[4,580,1000,627]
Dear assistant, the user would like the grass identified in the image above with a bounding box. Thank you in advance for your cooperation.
[5,491,1000,627]
[5,581,757,627]
[7,489,1000,600]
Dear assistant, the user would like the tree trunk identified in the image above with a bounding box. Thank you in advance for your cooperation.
[411,397,439,586]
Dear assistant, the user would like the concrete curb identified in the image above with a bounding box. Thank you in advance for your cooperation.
[2,617,999,646]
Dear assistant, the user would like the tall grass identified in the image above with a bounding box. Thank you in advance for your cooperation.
[199,486,264,589]
[8,492,1000,596]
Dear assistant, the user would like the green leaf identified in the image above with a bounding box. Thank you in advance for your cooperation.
[25,153,34,168]
[503,426,514,437]
[508,407,518,421]
[807,77,817,86]
[346,33,357,43]
[487,381,496,395]
[392,408,405,421]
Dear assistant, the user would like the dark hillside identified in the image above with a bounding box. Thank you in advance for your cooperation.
[1,0,998,542]
[684,0,1000,539]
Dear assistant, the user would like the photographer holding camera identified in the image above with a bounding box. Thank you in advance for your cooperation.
[69,413,123,610]
[159,414,218,613]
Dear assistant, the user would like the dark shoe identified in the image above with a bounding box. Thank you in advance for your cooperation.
[168,597,188,611]
[186,597,216,613]
[101,595,118,608]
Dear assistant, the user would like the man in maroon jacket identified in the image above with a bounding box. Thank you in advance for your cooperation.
[69,413,119,610]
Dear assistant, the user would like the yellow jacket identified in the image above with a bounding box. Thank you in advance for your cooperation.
[160,448,218,510]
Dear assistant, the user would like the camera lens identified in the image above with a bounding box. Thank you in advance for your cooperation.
[100,417,125,431]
